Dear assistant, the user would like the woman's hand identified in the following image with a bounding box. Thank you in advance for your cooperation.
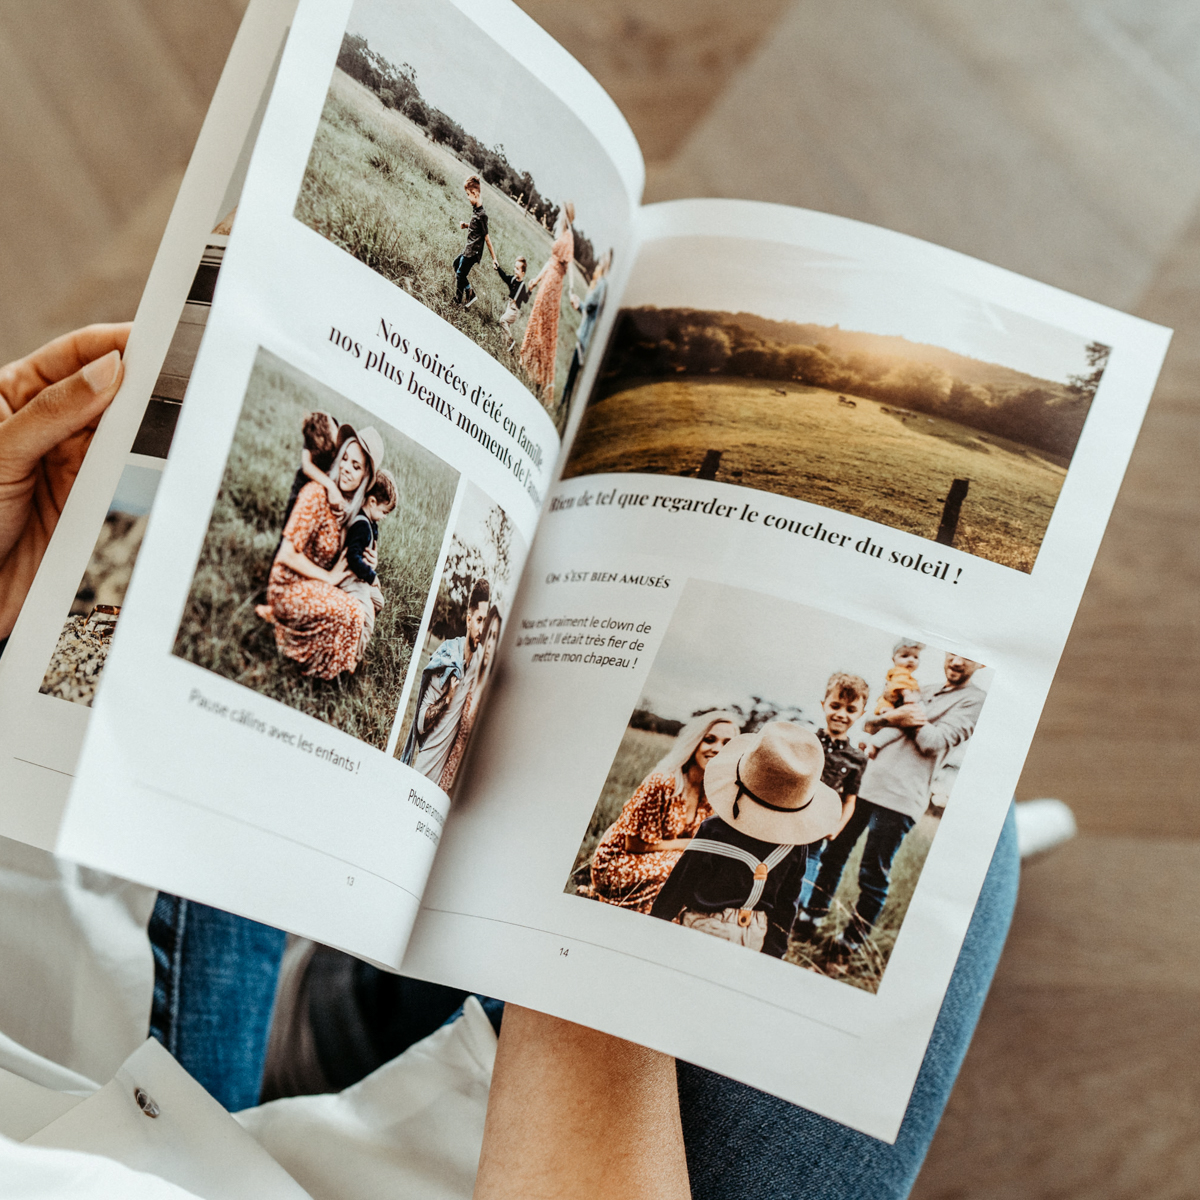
[0,325,130,639]
[327,550,353,587]
[363,543,378,571]
[325,482,346,515]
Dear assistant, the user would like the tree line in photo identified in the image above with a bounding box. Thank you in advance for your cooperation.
[596,306,1110,461]
[335,33,600,280]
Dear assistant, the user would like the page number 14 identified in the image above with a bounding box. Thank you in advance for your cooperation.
[558,946,569,958]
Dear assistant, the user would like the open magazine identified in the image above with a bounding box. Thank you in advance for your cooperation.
[0,0,1169,1140]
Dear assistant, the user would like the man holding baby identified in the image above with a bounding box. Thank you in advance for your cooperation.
[794,652,986,961]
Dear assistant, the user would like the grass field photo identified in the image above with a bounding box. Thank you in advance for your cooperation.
[294,0,625,434]
[173,348,458,750]
[565,579,991,993]
[562,239,1109,573]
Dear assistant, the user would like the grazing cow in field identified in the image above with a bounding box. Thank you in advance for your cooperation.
[772,387,787,396]
[838,395,857,408]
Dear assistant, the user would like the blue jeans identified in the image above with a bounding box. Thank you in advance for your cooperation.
[805,798,917,934]
[152,806,1018,1197]
[148,893,287,1112]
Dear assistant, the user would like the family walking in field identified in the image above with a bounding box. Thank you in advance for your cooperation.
[451,175,611,412]
[254,410,398,680]
[579,644,986,971]
[401,575,503,793]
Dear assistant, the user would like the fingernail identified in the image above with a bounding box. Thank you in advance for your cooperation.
[82,350,121,393]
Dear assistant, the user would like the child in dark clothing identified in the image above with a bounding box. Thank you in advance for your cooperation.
[281,410,345,529]
[339,469,396,661]
[650,723,843,957]
[494,255,532,348]
[453,175,497,307]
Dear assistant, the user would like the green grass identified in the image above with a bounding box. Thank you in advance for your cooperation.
[172,350,458,749]
[566,725,938,992]
[564,376,1070,572]
[296,69,584,434]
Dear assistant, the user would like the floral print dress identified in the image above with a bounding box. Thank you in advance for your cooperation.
[266,482,363,680]
[587,773,712,913]
[520,224,574,394]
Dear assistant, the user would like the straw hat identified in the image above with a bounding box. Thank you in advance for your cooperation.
[704,722,842,845]
[335,423,385,483]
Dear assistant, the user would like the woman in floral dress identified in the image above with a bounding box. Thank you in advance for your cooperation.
[586,712,740,912]
[265,433,376,680]
[520,202,575,405]
[438,606,502,793]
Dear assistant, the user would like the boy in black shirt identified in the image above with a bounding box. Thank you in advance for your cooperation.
[339,469,396,661]
[453,175,497,308]
[792,672,871,945]
[494,255,531,348]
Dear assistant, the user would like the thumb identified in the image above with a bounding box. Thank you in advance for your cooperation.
[0,350,123,475]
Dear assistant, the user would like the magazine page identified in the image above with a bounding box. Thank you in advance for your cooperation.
[55,0,642,966]
[0,0,296,851]
[398,198,1170,1139]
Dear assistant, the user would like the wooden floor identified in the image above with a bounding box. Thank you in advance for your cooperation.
[1,2,1197,1195]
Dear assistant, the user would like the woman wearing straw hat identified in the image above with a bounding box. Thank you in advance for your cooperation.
[584,712,739,913]
[263,424,384,680]
[651,721,850,956]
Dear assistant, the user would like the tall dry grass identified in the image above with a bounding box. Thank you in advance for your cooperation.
[564,376,1068,572]
[296,70,583,433]
[566,724,938,992]
[173,350,458,749]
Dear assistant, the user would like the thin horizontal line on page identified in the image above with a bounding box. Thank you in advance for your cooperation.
[420,906,863,1036]
[136,782,422,902]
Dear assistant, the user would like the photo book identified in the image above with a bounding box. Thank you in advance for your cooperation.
[0,0,1170,1141]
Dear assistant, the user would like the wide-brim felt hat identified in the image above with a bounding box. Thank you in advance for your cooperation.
[704,721,842,845]
[335,423,385,484]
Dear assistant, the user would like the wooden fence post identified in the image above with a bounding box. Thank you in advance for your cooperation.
[936,478,970,545]
[698,450,722,481]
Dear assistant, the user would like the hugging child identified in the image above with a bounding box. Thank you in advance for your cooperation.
[651,723,844,958]
[340,469,397,661]
[453,174,497,308]
[283,410,346,527]
[494,255,532,348]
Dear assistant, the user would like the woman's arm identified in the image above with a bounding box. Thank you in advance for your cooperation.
[624,835,693,853]
[474,1005,690,1200]
[273,538,347,586]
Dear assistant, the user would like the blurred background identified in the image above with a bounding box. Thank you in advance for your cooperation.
[1,1,1197,1193]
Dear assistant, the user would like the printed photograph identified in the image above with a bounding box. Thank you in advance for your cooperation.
[295,0,623,433]
[396,480,521,794]
[565,578,992,992]
[39,464,162,708]
[173,347,458,749]
[562,237,1110,572]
